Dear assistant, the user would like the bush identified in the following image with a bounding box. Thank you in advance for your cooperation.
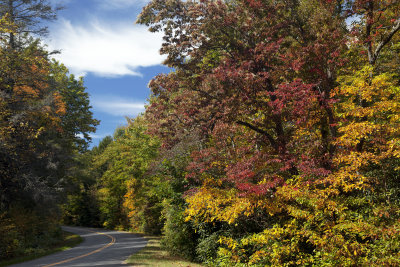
[0,213,22,259]
[142,197,164,235]
[62,189,101,227]
[196,232,220,263]
[161,200,198,261]
[0,206,62,260]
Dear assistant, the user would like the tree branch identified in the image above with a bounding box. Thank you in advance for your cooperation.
[236,120,277,150]
[372,17,400,64]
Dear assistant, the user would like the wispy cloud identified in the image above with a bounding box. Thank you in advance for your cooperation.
[49,0,72,6]
[91,95,146,116]
[77,133,112,139]
[96,0,151,9]
[91,133,113,139]
[47,18,164,77]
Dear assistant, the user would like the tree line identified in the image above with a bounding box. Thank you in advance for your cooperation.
[0,0,98,260]
[64,0,400,266]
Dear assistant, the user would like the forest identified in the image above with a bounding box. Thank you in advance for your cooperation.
[2,0,400,266]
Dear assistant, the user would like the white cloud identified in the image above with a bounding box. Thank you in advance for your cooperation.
[47,18,164,77]
[96,0,151,9]
[49,0,72,5]
[91,95,146,116]
[77,133,111,139]
[90,133,112,139]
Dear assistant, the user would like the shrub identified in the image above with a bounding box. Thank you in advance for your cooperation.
[161,200,198,261]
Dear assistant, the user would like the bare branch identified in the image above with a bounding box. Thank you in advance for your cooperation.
[236,120,277,150]
[372,17,400,64]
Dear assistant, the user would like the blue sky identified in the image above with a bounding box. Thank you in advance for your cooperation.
[46,0,169,147]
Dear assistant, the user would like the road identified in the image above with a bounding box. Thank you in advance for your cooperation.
[10,226,147,267]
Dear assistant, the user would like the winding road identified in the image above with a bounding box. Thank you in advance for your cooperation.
[10,226,147,267]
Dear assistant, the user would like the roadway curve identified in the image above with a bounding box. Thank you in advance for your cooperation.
[10,226,147,267]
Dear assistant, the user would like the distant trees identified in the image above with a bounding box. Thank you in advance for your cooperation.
[63,117,161,231]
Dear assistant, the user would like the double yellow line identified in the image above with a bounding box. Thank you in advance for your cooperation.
[42,229,116,267]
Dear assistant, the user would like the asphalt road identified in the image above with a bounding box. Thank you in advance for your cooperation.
[10,226,148,267]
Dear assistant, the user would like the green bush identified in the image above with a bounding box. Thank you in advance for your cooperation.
[142,197,164,235]
[0,206,62,260]
[62,189,101,227]
[0,214,22,259]
[161,200,198,261]
[196,231,220,263]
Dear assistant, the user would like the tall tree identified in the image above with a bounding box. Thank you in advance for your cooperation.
[138,0,347,198]
[0,0,61,49]
[49,61,99,153]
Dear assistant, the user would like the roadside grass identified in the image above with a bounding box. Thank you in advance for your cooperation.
[126,236,204,267]
[0,231,82,267]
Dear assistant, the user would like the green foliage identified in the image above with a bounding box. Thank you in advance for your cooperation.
[141,198,164,235]
[0,206,61,260]
[54,1,400,266]
[64,116,163,231]
[0,1,98,259]
[161,200,198,261]
[134,0,400,266]
[96,117,161,230]
[0,214,21,259]
[49,61,99,152]
[62,188,101,227]
[195,232,220,264]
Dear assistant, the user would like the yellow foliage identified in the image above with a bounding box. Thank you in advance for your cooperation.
[185,186,269,225]
[0,14,16,34]
[329,66,400,193]
[123,179,138,219]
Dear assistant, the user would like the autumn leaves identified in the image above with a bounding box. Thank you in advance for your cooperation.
[134,0,400,265]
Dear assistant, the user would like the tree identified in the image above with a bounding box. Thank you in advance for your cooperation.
[138,0,400,265]
[93,117,160,230]
[49,61,99,152]
[0,0,61,49]
[0,2,99,258]
[0,14,67,259]
[0,37,65,209]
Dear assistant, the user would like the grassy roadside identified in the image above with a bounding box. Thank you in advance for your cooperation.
[0,231,83,267]
[126,236,204,267]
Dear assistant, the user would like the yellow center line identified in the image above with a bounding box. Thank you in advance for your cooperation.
[42,229,116,267]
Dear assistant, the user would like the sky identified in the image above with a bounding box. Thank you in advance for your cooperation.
[46,0,169,147]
